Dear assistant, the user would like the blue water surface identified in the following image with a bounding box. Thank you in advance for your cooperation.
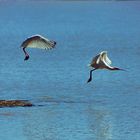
[0,1,140,140]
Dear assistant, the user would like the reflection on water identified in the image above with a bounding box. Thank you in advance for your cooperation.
[86,105,112,140]
[22,103,112,140]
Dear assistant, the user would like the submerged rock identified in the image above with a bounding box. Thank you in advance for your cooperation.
[0,100,33,107]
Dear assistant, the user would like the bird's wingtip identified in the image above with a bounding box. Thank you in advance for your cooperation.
[101,50,107,54]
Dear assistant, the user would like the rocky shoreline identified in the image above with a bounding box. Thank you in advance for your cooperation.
[0,100,33,107]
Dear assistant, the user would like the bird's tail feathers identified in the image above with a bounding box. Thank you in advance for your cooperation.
[87,64,91,67]
[87,64,93,68]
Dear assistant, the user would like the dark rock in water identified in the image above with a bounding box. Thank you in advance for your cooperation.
[0,100,33,107]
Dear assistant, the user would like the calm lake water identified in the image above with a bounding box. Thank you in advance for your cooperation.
[0,1,140,140]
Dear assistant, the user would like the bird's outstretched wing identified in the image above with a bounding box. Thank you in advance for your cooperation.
[20,34,56,50]
[101,51,112,65]
[89,54,100,67]
[100,51,115,69]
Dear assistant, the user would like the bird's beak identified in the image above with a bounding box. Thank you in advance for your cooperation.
[120,69,126,71]
[118,68,126,71]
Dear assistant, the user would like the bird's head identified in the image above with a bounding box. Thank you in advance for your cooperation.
[53,41,57,45]
[50,40,56,47]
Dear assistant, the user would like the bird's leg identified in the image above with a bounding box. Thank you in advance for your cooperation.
[23,48,29,61]
[87,69,96,83]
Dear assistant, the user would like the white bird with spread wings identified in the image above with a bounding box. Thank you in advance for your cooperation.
[87,51,125,83]
[20,34,56,60]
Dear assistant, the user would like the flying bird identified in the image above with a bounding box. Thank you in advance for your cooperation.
[20,34,56,60]
[87,51,125,83]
